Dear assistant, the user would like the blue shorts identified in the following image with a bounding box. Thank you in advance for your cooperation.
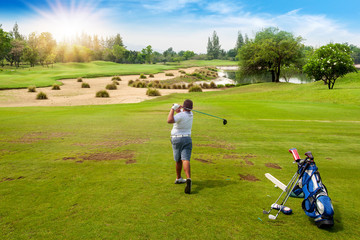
[171,137,192,162]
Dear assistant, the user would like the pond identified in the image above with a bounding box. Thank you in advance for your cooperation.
[216,66,314,85]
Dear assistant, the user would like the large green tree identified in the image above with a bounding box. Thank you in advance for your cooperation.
[303,43,356,89]
[207,31,221,60]
[238,27,303,82]
[0,26,12,66]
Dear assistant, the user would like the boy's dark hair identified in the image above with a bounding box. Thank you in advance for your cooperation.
[183,99,193,110]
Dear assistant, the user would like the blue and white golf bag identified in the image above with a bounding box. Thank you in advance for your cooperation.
[292,151,334,228]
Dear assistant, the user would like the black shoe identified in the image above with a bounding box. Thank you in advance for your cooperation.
[185,179,192,194]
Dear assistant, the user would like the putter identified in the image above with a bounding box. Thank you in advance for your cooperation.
[183,107,227,125]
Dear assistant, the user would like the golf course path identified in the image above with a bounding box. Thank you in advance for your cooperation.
[0,67,219,107]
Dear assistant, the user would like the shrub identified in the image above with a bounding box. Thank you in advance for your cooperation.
[189,85,202,92]
[217,84,225,88]
[28,86,36,92]
[188,83,194,88]
[165,73,174,76]
[202,82,210,89]
[52,84,61,90]
[172,84,178,89]
[36,92,48,100]
[179,70,186,74]
[81,83,90,88]
[77,77,83,82]
[210,81,217,88]
[146,88,161,96]
[112,80,120,85]
[140,74,147,79]
[96,90,110,98]
[148,82,153,87]
[182,84,186,89]
[106,83,117,90]
[149,74,154,78]
[128,80,134,85]
[112,76,121,81]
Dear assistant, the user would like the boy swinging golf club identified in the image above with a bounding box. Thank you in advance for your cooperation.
[167,99,193,194]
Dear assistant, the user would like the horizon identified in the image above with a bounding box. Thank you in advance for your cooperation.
[1,0,360,53]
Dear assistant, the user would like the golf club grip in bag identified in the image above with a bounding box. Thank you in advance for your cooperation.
[290,150,334,228]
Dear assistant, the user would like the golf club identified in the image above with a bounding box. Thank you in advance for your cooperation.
[183,107,227,125]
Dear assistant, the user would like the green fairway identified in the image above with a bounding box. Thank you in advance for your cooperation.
[1,72,360,239]
[0,60,236,90]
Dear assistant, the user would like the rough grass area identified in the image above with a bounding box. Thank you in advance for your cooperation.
[1,72,360,239]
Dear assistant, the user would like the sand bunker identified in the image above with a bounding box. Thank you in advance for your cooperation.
[0,67,219,107]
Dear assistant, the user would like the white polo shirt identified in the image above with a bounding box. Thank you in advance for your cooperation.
[171,110,193,136]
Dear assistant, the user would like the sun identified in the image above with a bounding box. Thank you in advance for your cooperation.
[30,0,111,41]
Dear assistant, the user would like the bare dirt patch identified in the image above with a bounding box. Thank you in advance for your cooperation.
[265,163,282,169]
[194,158,214,164]
[223,154,239,159]
[125,159,137,164]
[0,176,25,183]
[79,151,135,161]
[239,174,260,182]
[0,67,221,107]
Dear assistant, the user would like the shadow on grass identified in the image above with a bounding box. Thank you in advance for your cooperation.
[305,203,343,233]
[191,179,236,194]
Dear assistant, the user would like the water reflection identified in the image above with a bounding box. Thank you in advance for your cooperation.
[216,66,313,85]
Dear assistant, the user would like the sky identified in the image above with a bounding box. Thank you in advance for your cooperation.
[1,0,360,53]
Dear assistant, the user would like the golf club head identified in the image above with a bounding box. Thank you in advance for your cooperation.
[268,214,277,220]
[223,119,227,125]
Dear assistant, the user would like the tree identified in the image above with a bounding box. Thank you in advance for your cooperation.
[113,44,126,63]
[348,44,360,64]
[182,50,195,60]
[38,32,56,66]
[303,43,356,89]
[207,31,221,59]
[0,27,12,66]
[235,31,244,51]
[7,39,25,67]
[10,22,24,40]
[162,47,176,63]
[238,27,303,82]
[142,45,153,64]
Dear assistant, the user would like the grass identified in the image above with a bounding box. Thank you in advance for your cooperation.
[0,60,235,90]
[1,71,360,239]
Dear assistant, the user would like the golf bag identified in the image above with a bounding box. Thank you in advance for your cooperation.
[290,149,335,228]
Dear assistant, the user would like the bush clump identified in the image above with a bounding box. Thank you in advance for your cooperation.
[210,81,217,88]
[140,74,147,79]
[128,80,134,85]
[106,83,117,90]
[81,83,90,88]
[149,74,154,78]
[112,80,120,85]
[77,77,83,82]
[52,84,61,90]
[96,90,110,98]
[36,92,48,100]
[146,88,161,96]
[165,73,174,76]
[112,76,121,81]
[28,86,36,92]
[188,85,203,92]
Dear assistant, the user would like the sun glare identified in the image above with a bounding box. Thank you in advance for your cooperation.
[30,0,111,41]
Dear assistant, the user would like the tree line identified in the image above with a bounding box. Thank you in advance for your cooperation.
[0,23,200,67]
[0,23,359,89]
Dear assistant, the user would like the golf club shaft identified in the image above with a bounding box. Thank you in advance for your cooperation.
[184,107,225,120]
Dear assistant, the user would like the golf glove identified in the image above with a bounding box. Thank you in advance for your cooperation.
[172,103,180,110]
